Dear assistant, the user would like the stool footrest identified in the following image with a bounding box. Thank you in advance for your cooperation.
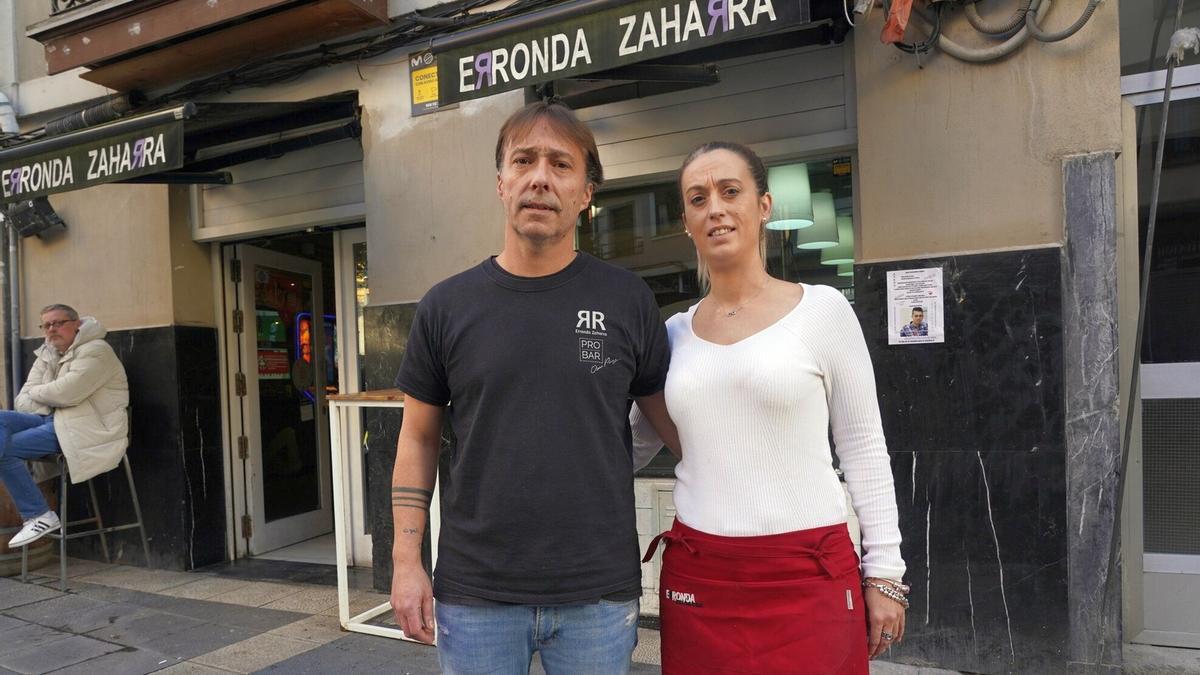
[49,523,146,540]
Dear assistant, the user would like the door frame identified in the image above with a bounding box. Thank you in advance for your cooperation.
[333,227,372,566]
[1120,82,1200,649]
[222,243,335,556]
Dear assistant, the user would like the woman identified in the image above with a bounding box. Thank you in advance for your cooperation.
[633,142,908,673]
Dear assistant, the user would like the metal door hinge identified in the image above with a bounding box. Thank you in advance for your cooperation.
[237,436,249,460]
[241,514,252,539]
[235,373,247,397]
[232,309,243,333]
[230,259,242,283]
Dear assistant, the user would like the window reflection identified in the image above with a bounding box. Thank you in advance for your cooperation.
[1120,1,1200,76]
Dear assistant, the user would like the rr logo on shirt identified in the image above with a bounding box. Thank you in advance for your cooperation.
[576,310,606,331]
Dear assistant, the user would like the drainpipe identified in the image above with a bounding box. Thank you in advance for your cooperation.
[0,92,17,406]
[3,217,18,407]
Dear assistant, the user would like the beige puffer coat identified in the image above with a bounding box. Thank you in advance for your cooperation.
[14,317,129,483]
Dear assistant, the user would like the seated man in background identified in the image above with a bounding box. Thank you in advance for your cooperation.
[1,303,129,547]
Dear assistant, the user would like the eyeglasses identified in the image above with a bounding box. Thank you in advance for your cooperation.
[39,319,76,332]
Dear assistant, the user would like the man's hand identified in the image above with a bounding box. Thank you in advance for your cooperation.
[391,560,435,644]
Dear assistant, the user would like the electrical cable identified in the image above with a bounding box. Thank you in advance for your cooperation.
[1025,0,1103,42]
[911,0,1044,63]
[1099,0,1188,666]
[965,0,1034,36]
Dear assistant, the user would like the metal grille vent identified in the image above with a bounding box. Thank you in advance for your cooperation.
[1143,398,1200,555]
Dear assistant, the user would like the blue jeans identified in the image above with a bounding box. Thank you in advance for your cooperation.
[435,598,640,675]
[0,411,61,519]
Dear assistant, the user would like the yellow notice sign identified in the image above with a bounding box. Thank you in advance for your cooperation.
[410,50,439,116]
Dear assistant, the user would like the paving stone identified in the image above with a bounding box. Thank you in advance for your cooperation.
[205,582,302,608]
[255,632,441,674]
[74,566,197,593]
[145,622,258,661]
[71,581,163,607]
[140,595,305,633]
[0,579,63,611]
[50,646,185,675]
[156,661,233,674]
[259,587,338,614]
[265,615,345,645]
[0,615,28,633]
[0,621,74,650]
[0,634,120,673]
[318,591,389,618]
[192,633,318,673]
[86,610,206,648]
[157,577,252,601]
[2,594,123,634]
[632,627,661,666]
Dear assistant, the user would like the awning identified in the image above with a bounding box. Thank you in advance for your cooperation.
[428,0,816,107]
[0,94,359,206]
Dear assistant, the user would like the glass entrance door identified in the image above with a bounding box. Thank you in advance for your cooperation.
[234,244,334,554]
[1133,95,1200,649]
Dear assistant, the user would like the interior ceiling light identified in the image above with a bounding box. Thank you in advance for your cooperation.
[796,192,839,249]
[837,263,854,277]
[766,163,813,230]
[821,216,855,265]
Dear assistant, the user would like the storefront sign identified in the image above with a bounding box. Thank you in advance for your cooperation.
[410,49,441,116]
[0,121,183,204]
[436,0,810,106]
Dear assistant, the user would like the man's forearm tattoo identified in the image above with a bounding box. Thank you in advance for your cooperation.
[392,486,432,513]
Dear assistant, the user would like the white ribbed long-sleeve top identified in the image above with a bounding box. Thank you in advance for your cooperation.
[635,283,906,580]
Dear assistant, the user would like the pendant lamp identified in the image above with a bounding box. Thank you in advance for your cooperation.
[766,164,814,230]
[821,216,855,265]
[837,263,854,277]
[796,192,839,249]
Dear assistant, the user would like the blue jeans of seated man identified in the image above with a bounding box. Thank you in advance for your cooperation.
[0,411,61,520]
[435,598,640,675]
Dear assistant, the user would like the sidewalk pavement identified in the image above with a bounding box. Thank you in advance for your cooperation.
[0,559,1192,674]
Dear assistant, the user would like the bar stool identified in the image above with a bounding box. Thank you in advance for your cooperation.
[20,451,151,591]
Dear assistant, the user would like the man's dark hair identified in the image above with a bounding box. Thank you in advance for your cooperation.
[912,307,925,313]
[494,100,603,188]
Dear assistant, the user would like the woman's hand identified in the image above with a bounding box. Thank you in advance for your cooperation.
[864,579,906,659]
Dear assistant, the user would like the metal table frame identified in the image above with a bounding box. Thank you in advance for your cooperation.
[328,393,438,643]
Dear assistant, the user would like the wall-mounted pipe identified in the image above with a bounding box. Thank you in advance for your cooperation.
[6,219,20,404]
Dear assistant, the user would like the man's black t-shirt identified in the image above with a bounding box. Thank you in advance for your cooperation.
[395,252,670,605]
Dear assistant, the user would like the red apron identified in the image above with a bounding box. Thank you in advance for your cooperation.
[643,519,868,674]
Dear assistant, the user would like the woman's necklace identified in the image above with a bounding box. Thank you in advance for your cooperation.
[714,280,769,318]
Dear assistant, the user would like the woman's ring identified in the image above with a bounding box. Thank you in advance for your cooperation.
[881,632,895,641]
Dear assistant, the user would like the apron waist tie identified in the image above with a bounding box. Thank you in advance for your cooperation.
[642,529,844,579]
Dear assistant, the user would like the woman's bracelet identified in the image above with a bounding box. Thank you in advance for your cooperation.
[862,578,911,609]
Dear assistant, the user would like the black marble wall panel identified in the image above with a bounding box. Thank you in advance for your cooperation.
[362,302,457,592]
[20,325,225,571]
[362,302,416,592]
[856,249,1068,674]
[1061,152,1121,673]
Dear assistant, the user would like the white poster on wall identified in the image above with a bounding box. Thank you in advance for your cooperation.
[887,268,944,345]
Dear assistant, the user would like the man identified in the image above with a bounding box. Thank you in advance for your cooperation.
[2,304,129,547]
[389,101,675,673]
[899,306,928,337]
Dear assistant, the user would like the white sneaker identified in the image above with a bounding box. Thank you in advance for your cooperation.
[8,510,61,547]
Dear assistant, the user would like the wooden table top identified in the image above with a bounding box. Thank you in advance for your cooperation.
[327,389,406,402]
